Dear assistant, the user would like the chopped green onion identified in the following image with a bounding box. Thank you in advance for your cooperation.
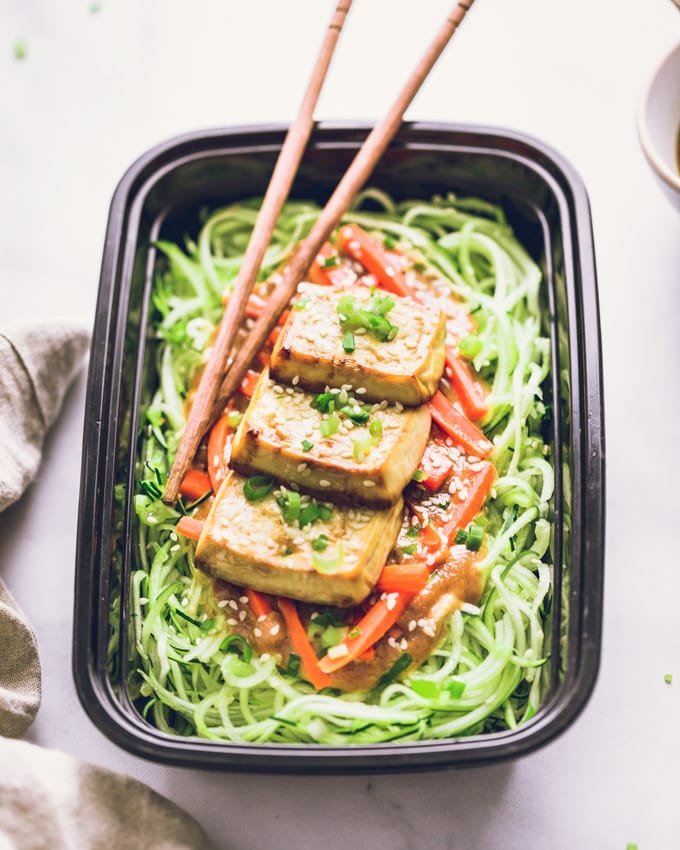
[445,678,466,698]
[343,330,355,353]
[412,470,425,482]
[200,617,217,632]
[406,525,421,538]
[277,490,301,523]
[458,334,483,359]
[311,393,334,413]
[466,523,485,551]
[336,293,399,343]
[340,404,370,424]
[226,410,242,428]
[287,653,301,676]
[377,653,412,687]
[319,413,340,438]
[321,254,340,268]
[455,529,468,545]
[369,419,383,444]
[219,634,253,662]
[353,434,372,461]
[312,534,329,552]
[665,673,673,684]
[294,296,310,310]
[301,439,314,452]
[13,38,27,60]
[299,502,332,529]
[312,544,344,574]
[348,627,360,639]
[400,543,418,556]
[383,235,397,250]
[243,475,274,502]
[410,679,440,699]
[321,625,346,647]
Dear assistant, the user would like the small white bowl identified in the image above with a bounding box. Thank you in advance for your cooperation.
[637,42,680,212]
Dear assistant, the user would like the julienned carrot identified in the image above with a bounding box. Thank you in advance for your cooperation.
[176,516,204,541]
[277,597,331,691]
[318,591,413,675]
[417,444,454,491]
[376,562,430,594]
[308,242,358,287]
[179,468,213,502]
[239,369,262,399]
[336,224,416,299]
[207,413,234,492]
[428,391,493,458]
[445,346,488,420]
[246,588,272,619]
[437,460,496,545]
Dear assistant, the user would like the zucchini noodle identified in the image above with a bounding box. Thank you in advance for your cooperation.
[125,190,555,744]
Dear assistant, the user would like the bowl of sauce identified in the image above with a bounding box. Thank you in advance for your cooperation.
[637,42,680,211]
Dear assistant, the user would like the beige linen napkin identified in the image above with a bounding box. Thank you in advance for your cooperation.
[0,738,213,850]
[0,320,90,735]
[0,321,215,850]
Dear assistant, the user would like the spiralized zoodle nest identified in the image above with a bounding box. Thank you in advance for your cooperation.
[126,188,555,745]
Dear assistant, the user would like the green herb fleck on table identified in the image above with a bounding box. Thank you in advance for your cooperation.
[12,38,27,60]
[664,673,673,684]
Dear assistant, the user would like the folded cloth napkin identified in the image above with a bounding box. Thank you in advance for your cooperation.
[0,320,90,736]
[0,320,215,850]
[0,738,213,850]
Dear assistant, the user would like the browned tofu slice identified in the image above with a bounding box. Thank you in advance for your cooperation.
[229,370,431,508]
[195,471,404,607]
[269,282,446,406]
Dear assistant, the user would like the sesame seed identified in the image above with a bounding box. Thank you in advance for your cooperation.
[297,462,308,472]
[257,614,267,623]
[292,375,300,385]
[423,625,436,638]
[400,638,408,651]
[355,387,367,394]
[239,610,247,621]
[254,627,262,638]
[239,595,249,604]
[395,401,404,412]
[217,600,229,608]
[270,623,281,636]
[408,620,417,632]
[228,600,238,611]
[227,618,237,626]
[319,479,331,487]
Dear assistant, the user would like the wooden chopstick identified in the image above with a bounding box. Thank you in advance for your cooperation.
[164,0,353,503]
[209,0,476,419]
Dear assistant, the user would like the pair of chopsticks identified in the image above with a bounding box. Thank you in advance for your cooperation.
[164,0,477,504]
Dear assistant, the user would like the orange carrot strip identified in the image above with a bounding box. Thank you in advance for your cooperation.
[428,391,493,458]
[445,346,488,420]
[207,413,233,492]
[417,444,454,491]
[308,242,358,287]
[179,468,213,502]
[318,591,413,675]
[376,562,430,595]
[176,516,204,541]
[245,588,272,618]
[239,369,261,399]
[277,597,331,691]
[436,460,496,545]
[336,224,416,298]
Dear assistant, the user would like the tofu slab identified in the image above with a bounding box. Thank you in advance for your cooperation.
[195,471,404,607]
[229,370,432,508]
[269,283,446,406]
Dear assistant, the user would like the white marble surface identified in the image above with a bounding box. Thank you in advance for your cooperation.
[2,1,680,848]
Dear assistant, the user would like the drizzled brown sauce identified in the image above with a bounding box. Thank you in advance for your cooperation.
[194,250,487,692]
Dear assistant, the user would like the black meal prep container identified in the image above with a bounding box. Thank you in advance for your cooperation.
[73,122,604,773]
